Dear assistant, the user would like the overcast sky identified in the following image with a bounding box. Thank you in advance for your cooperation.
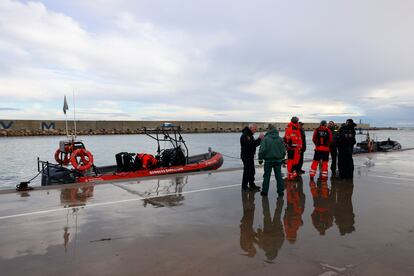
[0,0,413,126]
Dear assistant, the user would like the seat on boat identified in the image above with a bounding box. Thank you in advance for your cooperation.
[160,147,186,167]
[115,152,142,172]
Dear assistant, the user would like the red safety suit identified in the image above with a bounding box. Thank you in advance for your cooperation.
[310,126,332,180]
[284,122,303,180]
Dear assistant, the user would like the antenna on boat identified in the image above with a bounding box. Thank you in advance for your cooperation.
[73,89,77,139]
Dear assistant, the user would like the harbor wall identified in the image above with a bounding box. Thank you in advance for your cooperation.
[0,120,371,137]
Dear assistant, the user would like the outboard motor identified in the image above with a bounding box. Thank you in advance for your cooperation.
[41,164,77,186]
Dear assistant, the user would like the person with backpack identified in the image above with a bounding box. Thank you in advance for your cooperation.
[309,120,333,180]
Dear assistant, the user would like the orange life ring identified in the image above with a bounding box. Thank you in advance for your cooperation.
[54,149,70,165]
[70,148,94,171]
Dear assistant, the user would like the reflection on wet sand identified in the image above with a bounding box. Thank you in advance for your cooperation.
[331,178,355,235]
[240,191,286,261]
[141,176,188,208]
[60,209,81,254]
[60,185,94,208]
[284,178,306,243]
[240,190,258,257]
[309,177,355,236]
[310,179,333,235]
[257,196,284,262]
[60,186,92,253]
[239,175,357,261]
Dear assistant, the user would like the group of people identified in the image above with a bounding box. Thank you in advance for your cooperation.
[240,117,357,195]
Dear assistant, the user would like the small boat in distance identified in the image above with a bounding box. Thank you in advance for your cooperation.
[354,132,402,153]
[39,124,223,186]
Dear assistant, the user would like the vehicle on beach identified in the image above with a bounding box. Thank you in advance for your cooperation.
[39,124,223,186]
[354,132,402,153]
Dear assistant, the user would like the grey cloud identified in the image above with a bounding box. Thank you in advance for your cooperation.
[0,107,21,111]
[76,111,131,117]
[392,103,414,109]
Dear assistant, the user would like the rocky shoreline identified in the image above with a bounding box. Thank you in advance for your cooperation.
[0,128,243,137]
[1,127,390,137]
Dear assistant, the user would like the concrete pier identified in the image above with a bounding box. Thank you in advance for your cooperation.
[1,151,413,275]
[0,119,371,136]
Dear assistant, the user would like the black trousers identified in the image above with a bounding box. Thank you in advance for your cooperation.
[330,145,338,173]
[242,157,256,188]
[297,150,305,171]
[338,146,354,178]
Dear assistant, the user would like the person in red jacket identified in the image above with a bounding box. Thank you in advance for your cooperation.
[284,116,303,180]
[310,120,333,180]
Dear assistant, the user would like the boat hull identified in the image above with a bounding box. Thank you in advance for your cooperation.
[79,152,223,183]
[40,152,223,185]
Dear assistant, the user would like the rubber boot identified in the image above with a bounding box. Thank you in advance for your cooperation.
[309,160,318,178]
[321,161,329,180]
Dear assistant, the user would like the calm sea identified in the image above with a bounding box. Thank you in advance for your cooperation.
[0,130,413,189]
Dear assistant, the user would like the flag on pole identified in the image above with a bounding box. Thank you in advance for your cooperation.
[63,95,69,114]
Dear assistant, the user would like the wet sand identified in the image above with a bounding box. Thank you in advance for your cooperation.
[1,151,414,275]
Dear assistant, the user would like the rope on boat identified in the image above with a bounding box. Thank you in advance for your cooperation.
[16,170,42,191]
[220,153,310,165]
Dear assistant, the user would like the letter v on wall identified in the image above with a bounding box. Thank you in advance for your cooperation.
[0,121,14,129]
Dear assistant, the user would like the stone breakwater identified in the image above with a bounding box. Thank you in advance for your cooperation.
[0,120,371,137]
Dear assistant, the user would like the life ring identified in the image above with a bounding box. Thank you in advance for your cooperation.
[70,148,94,171]
[54,149,70,165]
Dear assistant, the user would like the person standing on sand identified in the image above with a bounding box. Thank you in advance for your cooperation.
[328,121,339,176]
[297,122,306,174]
[258,124,286,197]
[309,120,332,180]
[337,119,356,179]
[240,124,264,191]
[284,117,303,180]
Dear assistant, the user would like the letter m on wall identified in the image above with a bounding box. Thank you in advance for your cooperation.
[0,121,13,129]
[41,122,56,130]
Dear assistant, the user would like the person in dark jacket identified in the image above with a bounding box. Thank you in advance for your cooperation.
[337,119,356,179]
[328,121,339,176]
[240,124,264,191]
[258,124,286,197]
[297,122,306,174]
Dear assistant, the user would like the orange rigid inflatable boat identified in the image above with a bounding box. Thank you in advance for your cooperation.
[39,124,223,186]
